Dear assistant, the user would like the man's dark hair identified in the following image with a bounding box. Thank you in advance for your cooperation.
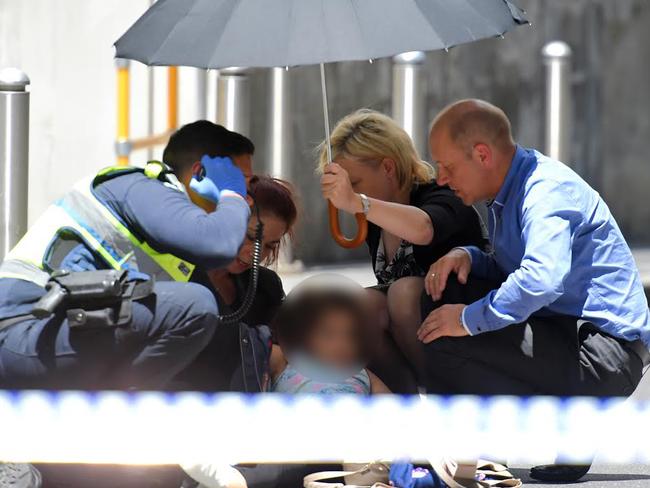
[162,120,255,174]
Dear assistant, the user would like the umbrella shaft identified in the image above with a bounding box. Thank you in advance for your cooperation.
[320,63,332,163]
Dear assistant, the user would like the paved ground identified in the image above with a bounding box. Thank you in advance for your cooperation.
[278,249,650,487]
[509,465,650,487]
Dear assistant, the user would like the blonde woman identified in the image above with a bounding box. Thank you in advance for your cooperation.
[319,109,486,392]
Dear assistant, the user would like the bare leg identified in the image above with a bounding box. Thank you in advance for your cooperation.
[365,288,418,393]
[386,277,427,383]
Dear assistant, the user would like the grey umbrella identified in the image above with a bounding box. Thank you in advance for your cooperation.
[114,0,528,143]
[114,0,529,246]
[115,0,527,69]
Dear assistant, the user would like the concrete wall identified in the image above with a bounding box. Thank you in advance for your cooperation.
[0,0,207,223]
[1,0,649,265]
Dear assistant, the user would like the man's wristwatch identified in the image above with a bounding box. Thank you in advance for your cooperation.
[359,193,371,215]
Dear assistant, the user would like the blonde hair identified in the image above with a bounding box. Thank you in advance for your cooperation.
[317,109,435,191]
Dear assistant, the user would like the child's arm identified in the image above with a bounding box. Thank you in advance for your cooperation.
[269,344,288,381]
[368,370,391,394]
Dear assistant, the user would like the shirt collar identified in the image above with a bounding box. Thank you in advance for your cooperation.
[491,145,529,207]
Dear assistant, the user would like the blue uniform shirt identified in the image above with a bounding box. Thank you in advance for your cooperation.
[0,171,250,319]
[462,146,650,348]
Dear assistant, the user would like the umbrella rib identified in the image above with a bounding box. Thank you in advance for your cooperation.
[349,0,372,60]
[459,0,509,42]
[284,0,296,67]
[148,0,200,66]
[411,0,452,51]
[208,0,248,68]
[319,0,332,64]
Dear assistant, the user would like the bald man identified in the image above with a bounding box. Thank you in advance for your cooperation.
[418,99,649,479]
[418,100,650,478]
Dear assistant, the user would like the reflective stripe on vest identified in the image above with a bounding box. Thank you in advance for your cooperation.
[0,163,195,285]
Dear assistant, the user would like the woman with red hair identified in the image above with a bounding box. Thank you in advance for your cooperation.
[176,175,299,391]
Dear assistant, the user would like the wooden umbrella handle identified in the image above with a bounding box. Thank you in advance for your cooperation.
[327,201,368,249]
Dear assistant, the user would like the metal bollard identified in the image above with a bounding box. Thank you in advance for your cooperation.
[266,67,302,271]
[0,68,30,262]
[542,41,572,163]
[216,67,250,136]
[392,52,426,157]
[268,67,290,178]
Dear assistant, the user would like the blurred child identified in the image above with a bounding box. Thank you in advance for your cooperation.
[271,275,390,394]
[182,275,389,488]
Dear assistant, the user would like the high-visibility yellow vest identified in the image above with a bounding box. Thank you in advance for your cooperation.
[0,161,196,287]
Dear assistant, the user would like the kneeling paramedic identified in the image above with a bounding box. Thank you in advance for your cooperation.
[0,154,248,389]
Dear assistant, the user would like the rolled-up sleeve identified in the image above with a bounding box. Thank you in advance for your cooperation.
[463,181,578,335]
[121,177,250,269]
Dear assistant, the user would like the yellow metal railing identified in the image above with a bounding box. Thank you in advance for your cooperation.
[115,59,179,166]
[116,59,130,166]
[167,66,178,130]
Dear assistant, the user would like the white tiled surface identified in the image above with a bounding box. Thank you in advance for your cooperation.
[278,261,376,293]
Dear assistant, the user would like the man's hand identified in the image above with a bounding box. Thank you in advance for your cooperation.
[417,304,467,344]
[424,248,472,301]
[321,163,362,214]
[190,155,247,203]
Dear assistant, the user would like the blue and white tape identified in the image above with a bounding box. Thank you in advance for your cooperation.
[0,391,648,465]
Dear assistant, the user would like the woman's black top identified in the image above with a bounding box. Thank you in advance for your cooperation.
[174,266,285,392]
[367,182,487,285]
[193,266,285,327]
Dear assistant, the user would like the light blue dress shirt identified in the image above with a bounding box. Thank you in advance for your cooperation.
[461,146,650,348]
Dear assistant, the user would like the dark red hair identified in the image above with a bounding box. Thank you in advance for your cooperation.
[248,175,298,263]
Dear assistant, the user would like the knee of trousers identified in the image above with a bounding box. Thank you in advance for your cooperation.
[420,275,464,318]
[424,337,468,370]
[180,282,220,319]
[157,282,219,338]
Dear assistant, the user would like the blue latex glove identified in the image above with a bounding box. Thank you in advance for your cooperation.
[389,463,445,488]
[189,155,247,203]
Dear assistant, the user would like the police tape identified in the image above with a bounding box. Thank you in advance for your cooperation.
[0,391,648,465]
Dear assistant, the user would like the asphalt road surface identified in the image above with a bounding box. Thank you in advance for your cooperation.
[512,373,650,487]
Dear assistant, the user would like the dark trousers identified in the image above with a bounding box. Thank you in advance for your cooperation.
[0,281,218,389]
[420,276,644,397]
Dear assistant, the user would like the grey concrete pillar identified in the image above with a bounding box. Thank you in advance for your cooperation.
[542,41,573,163]
[0,68,30,261]
[392,51,427,158]
[216,67,250,136]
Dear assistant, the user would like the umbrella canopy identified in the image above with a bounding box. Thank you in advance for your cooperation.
[114,0,529,249]
[114,0,528,69]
